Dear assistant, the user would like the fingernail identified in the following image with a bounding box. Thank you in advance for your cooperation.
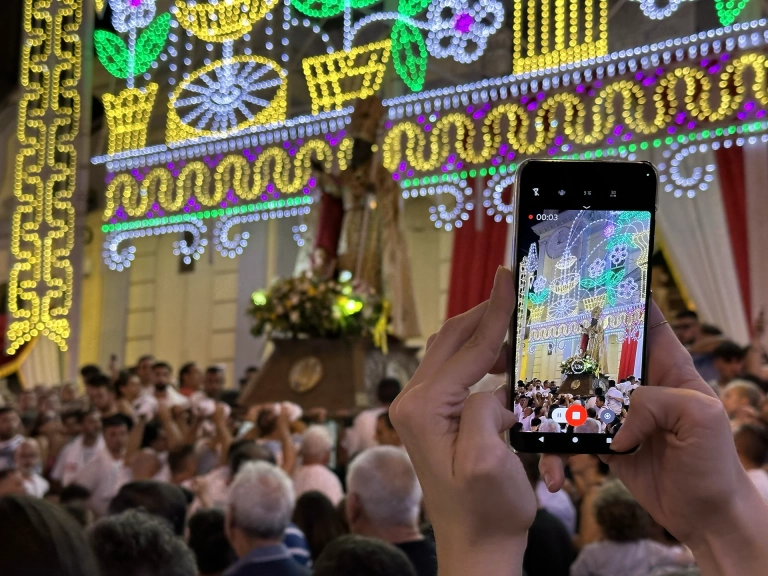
[543,472,553,490]
[494,266,503,288]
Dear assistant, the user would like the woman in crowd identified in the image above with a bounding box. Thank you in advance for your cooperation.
[292,490,348,561]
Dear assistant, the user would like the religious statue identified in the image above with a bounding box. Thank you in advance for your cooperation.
[579,305,607,372]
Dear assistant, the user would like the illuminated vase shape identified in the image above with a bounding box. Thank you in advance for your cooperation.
[167,0,286,144]
[582,293,607,314]
[103,83,158,154]
[302,40,392,115]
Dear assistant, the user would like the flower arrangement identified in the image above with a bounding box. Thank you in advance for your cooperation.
[560,355,600,376]
[249,274,387,341]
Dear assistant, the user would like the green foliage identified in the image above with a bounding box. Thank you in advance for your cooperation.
[291,0,346,18]
[134,13,171,75]
[391,21,427,91]
[95,30,129,79]
[397,0,432,16]
[528,287,550,306]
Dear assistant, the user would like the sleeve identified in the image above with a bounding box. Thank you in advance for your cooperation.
[569,548,593,576]
[50,444,69,482]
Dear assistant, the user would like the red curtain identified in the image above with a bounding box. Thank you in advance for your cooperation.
[617,338,638,381]
[715,146,751,326]
[446,181,509,318]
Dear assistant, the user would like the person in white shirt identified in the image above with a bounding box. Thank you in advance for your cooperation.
[344,378,401,456]
[149,361,189,410]
[15,438,49,498]
[605,384,626,413]
[734,423,768,503]
[51,408,105,488]
[74,413,133,517]
[294,425,344,506]
[0,407,24,471]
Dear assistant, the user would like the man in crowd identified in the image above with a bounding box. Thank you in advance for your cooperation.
[151,361,189,409]
[344,378,401,456]
[604,381,625,414]
[224,461,310,576]
[710,341,746,396]
[74,413,134,517]
[86,375,118,418]
[179,362,203,397]
[293,425,344,506]
[14,437,49,497]
[346,446,436,576]
[720,379,764,424]
[51,407,105,489]
[0,407,23,470]
[375,413,402,448]
[734,423,768,503]
[673,309,724,381]
[136,355,155,389]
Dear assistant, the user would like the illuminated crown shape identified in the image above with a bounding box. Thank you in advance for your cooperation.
[512,0,608,75]
[174,0,277,42]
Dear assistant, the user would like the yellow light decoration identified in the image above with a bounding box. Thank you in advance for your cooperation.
[513,0,609,75]
[303,40,391,115]
[336,137,354,171]
[529,305,545,322]
[174,0,277,43]
[102,83,158,155]
[8,0,82,354]
[582,294,608,313]
[95,0,104,13]
[102,140,334,221]
[165,55,287,144]
[382,52,768,172]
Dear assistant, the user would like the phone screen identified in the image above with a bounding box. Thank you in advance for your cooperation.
[508,160,657,454]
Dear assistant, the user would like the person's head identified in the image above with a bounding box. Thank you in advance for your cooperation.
[80,364,102,386]
[179,362,203,392]
[256,408,278,437]
[300,425,334,465]
[538,418,560,433]
[14,438,41,477]
[713,341,746,384]
[108,481,189,536]
[734,423,768,470]
[61,383,77,404]
[627,376,636,384]
[292,491,347,561]
[204,366,226,399]
[89,510,196,576]
[0,495,99,576]
[62,409,83,437]
[721,379,764,418]
[608,379,617,388]
[0,407,20,441]
[673,310,701,345]
[530,418,542,431]
[227,440,276,478]
[313,534,417,576]
[226,462,295,553]
[136,355,155,386]
[81,408,102,441]
[18,390,38,411]
[375,412,401,447]
[60,483,92,505]
[114,371,142,402]
[141,419,169,453]
[188,509,236,576]
[85,375,116,414]
[376,378,401,407]
[0,469,25,497]
[346,446,422,537]
[596,395,606,407]
[152,362,173,388]
[574,418,601,434]
[593,480,651,542]
[168,444,197,484]
[102,414,132,456]
[569,454,608,495]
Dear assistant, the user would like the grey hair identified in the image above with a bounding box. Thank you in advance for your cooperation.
[538,418,561,433]
[575,418,601,434]
[346,446,422,528]
[227,461,295,539]
[300,425,333,460]
[724,379,764,408]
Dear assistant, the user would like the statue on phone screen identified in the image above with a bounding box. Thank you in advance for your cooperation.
[580,305,607,371]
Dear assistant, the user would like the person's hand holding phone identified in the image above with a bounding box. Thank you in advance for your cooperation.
[541,302,768,575]
[390,267,535,576]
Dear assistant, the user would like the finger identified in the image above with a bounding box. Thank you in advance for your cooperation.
[538,454,569,492]
[456,392,518,450]
[646,300,716,398]
[488,343,511,375]
[426,267,516,399]
[493,383,510,409]
[425,333,438,352]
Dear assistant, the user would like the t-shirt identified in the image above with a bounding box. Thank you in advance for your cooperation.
[747,468,768,503]
[605,388,625,412]
[523,508,574,576]
[23,473,50,498]
[343,407,387,456]
[293,464,344,506]
[51,435,105,487]
[0,434,24,471]
[570,539,688,576]
[73,449,132,517]
[395,539,437,576]
[534,480,576,537]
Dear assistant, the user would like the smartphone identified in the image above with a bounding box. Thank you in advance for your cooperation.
[507,160,657,454]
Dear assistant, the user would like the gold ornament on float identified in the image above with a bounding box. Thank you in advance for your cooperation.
[289,356,324,394]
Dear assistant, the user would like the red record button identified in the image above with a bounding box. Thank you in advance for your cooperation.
[565,405,587,427]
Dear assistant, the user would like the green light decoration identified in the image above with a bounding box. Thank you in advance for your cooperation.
[391,20,428,91]
[291,0,345,17]
[605,233,635,250]
[716,0,751,26]
[95,12,170,80]
[580,269,625,291]
[528,287,550,306]
[398,0,432,16]
[616,211,651,226]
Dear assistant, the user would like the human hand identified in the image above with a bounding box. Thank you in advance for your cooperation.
[212,402,226,427]
[390,267,535,576]
[541,302,768,574]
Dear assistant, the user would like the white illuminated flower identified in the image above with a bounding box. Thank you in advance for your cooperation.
[426,0,504,64]
[110,0,156,33]
[588,258,605,279]
[616,277,638,300]
[533,276,547,294]
[609,244,629,266]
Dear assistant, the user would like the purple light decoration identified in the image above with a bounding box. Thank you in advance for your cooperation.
[297,139,304,146]
[547,147,557,155]
[407,169,414,177]
[667,126,676,134]
[606,137,614,145]
[456,161,464,168]
[329,138,338,146]
[757,110,766,118]
[441,166,448,172]
[243,150,250,156]
[131,169,139,176]
[172,170,179,177]
[575,85,585,93]
[143,167,150,174]
[261,194,268,201]
[526,102,537,111]
[687,121,696,129]
[220,201,227,208]
[255,147,262,154]
[467,105,474,113]
[498,144,508,156]
[603,223,616,238]
[491,157,500,165]
[110,218,117,223]
[217,154,223,160]
[737,111,747,120]
[472,111,484,119]
[272,191,279,199]
[454,12,473,33]
[554,135,563,145]
[642,77,654,87]
[289,148,296,156]
[613,125,623,136]
[283,141,290,149]
[506,152,514,160]
[385,121,393,129]
[536,92,545,101]
[204,155,210,162]
[635,72,643,81]
[720,54,729,61]
[745,101,756,112]
[594,81,602,88]
[308,177,317,187]
[179,161,186,167]
[675,112,685,124]
[303,187,310,194]
[399,161,407,171]
[188,197,195,206]
[708,64,721,74]
[587,90,595,97]
[656,67,664,75]
[183,206,190,213]
[417,115,425,123]
[339,130,346,137]
[193,203,200,210]
[146,211,153,218]
[424,124,432,131]
[701,59,709,67]
[448,153,456,162]
[483,103,490,111]
[266,183,274,193]
[622,133,632,141]
[392,173,400,180]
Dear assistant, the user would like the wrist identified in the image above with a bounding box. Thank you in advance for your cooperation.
[435,531,527,576]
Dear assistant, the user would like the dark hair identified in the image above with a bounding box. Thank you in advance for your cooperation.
[80,365,103,383]
[179,362,196,381]
[168,444,196,475]
[62,409,83,423]
[531,418,542,428]
[0,495,99,576]
[675,309,699,321]
[0,406,17,418]
[114,371,137,399]
[586,408,597,419]
[227,440,276,476]
[292,491,348,561]
[137,355,154,365]
[89,510,196,576]
[596,395,606,403]
[713,341,747,362]
[313,534,417,576]
[734,424,768,467]
[86,374,113,391]
[205,365,224,375]
[701,323,723,336]
[102,413,133,432]
[59,484,92,504]
[594,388,604,396]
[61,501,91,528]
[608,379,616,387]
[187,509,236,575]
[151,361,172,373]
[376,378,401,405]
[141,419,164,449]
[377,412,395,430]
[256,408,277,437]
[594,481,650,542]
[108,481,189,536]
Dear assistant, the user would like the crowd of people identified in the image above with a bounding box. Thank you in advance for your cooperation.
[1,280,768,576]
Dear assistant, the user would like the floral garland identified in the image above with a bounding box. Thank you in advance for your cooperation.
[249,274,387,340]
[560,355,600,376]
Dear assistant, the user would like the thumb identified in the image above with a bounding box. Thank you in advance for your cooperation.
[458,392,518,444]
